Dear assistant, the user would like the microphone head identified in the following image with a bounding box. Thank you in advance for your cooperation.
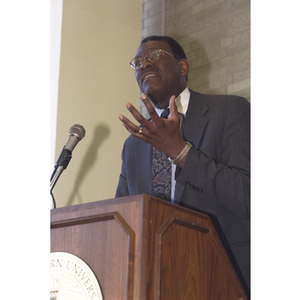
[64,124,86,151]
[69,124,86,140]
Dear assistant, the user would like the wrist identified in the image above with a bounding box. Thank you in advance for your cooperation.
[168,142,192,165]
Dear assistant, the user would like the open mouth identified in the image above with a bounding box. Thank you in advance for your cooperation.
[141,72,157,83]
[145,74,156,80]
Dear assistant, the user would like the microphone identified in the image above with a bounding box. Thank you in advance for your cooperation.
[50,124,86,207]
[51,124,86,178]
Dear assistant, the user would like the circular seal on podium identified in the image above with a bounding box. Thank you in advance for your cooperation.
[50,252,103,300]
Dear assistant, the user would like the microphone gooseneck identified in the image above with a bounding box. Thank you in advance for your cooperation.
[50,124,86,208]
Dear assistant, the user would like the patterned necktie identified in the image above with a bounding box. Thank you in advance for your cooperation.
[160,107,170,119]
[150,108,172,201]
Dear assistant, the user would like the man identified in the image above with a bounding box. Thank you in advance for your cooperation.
[116,35,250,295]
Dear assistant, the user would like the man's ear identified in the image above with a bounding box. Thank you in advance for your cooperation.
[179,58,190,78]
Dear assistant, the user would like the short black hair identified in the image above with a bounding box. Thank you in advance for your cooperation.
[140,35,187,61]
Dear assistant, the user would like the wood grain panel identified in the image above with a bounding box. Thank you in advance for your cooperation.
[154,215,245,300]
[51,212,135,300]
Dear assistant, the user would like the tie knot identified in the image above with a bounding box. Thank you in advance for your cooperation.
[160,107,170,119]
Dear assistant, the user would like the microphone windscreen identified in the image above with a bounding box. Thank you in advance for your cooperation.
[69,124,86,140]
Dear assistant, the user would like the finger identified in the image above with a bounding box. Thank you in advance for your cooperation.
[169,95,180,121]
[118,114,137,130]
[121,122,147,140]
[141,94,159,120]
[125,102,148,126]
[119,112,149,140]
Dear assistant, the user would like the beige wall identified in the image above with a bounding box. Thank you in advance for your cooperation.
[53,0,142,207]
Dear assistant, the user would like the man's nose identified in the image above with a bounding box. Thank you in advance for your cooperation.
[140,57,153,69]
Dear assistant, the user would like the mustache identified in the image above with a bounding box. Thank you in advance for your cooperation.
[139,68,158,79]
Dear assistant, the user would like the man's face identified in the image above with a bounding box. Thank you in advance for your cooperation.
[134,40,184,108]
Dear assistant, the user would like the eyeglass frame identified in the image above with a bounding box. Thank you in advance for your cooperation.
[129,49,176,70]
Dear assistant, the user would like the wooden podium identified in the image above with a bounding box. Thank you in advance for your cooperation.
[51,194,247,300]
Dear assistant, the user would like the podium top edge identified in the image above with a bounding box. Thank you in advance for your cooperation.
[50,194,211,221]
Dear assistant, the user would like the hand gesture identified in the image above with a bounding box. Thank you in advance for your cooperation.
[119,94,188,165]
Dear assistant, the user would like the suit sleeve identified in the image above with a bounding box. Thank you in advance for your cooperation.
[176,97,250,219]
[115,140,129,198]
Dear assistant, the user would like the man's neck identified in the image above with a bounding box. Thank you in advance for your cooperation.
[150,86,188,109]
[154,87,190,116]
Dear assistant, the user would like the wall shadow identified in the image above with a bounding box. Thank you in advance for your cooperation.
[66,123,110,206]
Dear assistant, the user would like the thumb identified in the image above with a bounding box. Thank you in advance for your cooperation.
[169,95,179,120]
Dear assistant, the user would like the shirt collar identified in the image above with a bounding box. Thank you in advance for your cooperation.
[154,87,190,117]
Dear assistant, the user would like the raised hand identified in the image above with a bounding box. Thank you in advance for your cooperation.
[118,94,187,165]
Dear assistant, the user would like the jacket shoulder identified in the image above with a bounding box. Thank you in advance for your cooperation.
[189,89,250,108]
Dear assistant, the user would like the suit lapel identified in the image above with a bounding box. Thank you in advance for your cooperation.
[174,90,209,204]
[183,90,209,148]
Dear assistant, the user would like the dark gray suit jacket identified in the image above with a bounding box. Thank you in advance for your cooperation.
[116,89,250,293]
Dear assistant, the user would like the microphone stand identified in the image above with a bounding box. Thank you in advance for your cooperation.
[50,149,72,209]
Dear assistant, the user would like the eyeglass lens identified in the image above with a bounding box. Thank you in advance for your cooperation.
[134,50,162,69]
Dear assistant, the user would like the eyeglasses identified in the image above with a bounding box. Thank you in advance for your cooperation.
[129,49,175,70]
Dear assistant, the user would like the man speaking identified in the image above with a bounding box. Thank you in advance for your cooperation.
[116,35,250,296]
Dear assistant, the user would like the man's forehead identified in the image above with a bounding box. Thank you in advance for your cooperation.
[135,40,172,56]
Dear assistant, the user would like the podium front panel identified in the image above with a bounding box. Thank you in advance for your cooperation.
[51,212,135,300]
